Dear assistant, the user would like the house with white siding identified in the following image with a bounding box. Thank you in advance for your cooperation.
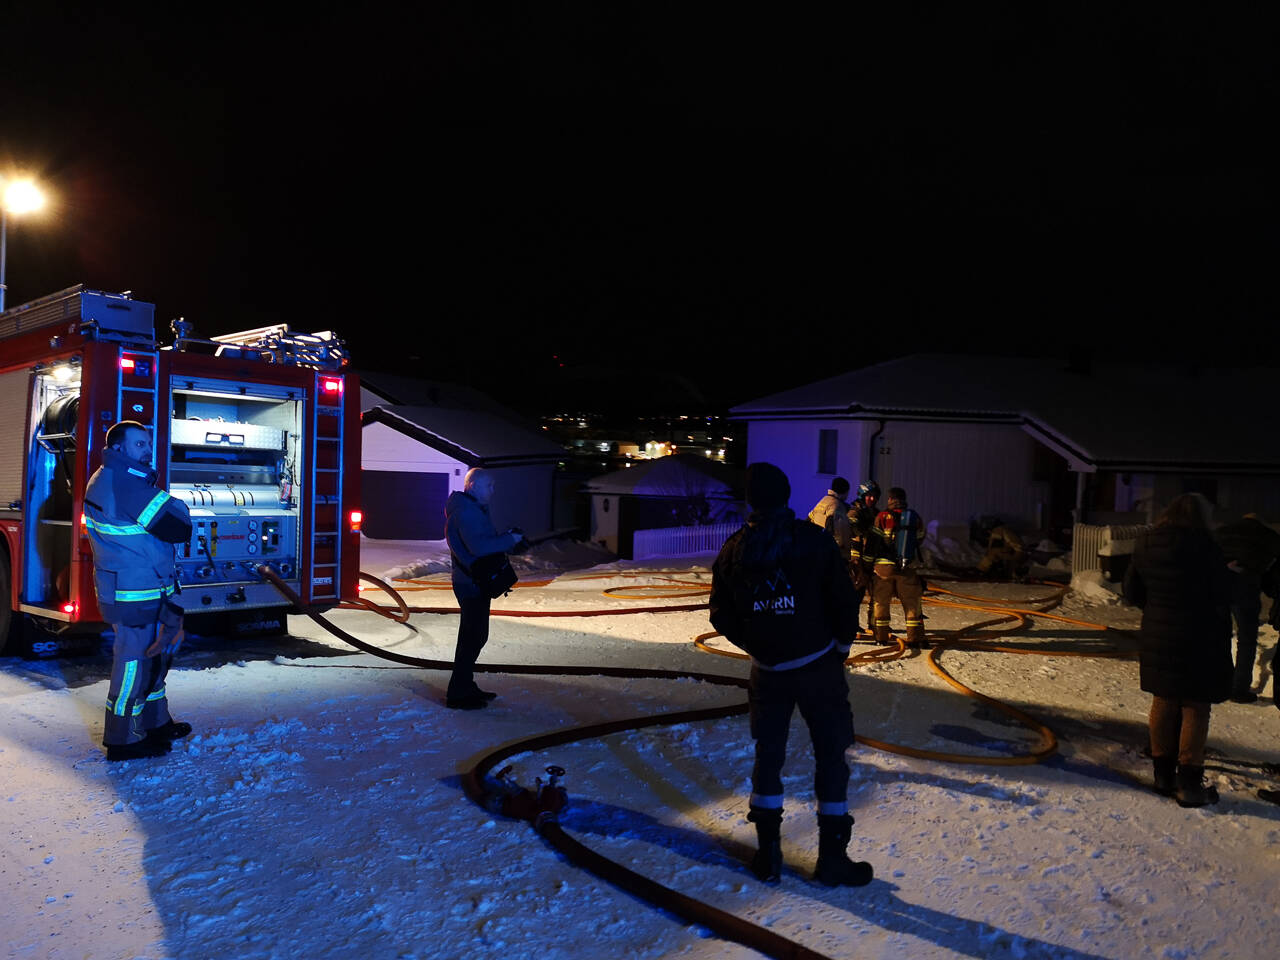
[584,454,743,557]
[731,355,1280,542]
[358,374,565,540]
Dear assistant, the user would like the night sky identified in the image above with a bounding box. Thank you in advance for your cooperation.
[3,7,1276,413]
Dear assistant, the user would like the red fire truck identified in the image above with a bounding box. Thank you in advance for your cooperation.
[0,285,362,656]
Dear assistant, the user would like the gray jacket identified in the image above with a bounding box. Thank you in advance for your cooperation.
[445,491,520,595]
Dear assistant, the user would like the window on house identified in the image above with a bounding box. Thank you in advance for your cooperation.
[817,429,838,475]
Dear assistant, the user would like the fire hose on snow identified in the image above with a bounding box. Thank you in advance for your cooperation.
[249,562,1162,960]
[251,564,837,960]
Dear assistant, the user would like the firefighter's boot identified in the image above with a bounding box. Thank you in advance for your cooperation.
[747,807,783,884]
[814,814,873,887]
[905,622,929,649]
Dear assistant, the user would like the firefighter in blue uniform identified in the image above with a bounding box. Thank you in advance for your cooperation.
[84,421,194,761]
[872,486,927,648]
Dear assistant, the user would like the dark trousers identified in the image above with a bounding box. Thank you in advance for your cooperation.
[103,604,182,746]
[1149,696,1211,766]
[1229,576,1262,695]
[852,585,867,632]
[448,592,492,698]
[748,651,854,815]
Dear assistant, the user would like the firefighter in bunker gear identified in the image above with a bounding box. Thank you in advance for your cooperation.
[848,480,882,633]
[83,421,194,759]
[977,523,1029,580]
[872,486,927,648]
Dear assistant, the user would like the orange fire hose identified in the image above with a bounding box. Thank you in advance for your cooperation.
[282,564,1132,958]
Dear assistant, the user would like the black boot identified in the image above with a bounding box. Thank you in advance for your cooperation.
[146,720,193,742]
[1152,756,1176,797]
[1175,764,1219,808]
[106,739,171,762]
[746,807,782,884]
[814,814,874,887]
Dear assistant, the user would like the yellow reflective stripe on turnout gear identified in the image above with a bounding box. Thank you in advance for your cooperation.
[113,660,139,716]
[115,584,176,603]
[85,518,148,536]
[137,491,171,527]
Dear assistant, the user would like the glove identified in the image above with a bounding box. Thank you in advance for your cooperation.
[146,627,183,658]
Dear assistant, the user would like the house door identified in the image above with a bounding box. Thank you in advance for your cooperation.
[362,470,450,539]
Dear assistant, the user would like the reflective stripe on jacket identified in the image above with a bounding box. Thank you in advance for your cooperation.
[84,448,192,626]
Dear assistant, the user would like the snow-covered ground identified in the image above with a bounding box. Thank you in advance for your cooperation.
[3,537,1279,960]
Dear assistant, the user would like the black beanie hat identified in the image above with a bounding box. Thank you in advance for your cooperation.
[746,462,791,511]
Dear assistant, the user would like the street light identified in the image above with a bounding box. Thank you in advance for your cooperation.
[1,178,46,312]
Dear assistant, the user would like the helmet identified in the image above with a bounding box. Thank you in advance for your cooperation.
[857,480,881,501]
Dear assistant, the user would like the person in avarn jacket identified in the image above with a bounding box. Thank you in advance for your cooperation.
[443,468,524,710]
[1123,493,1234,807]
[84,421,193,761]
[710,462,872,887]
[1212,513,1280,704]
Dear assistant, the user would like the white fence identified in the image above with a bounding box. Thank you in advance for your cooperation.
[1071,522,1151,575]
[632,522,741,560]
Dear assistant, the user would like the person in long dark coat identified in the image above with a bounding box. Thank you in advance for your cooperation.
[1123,493,1234,807]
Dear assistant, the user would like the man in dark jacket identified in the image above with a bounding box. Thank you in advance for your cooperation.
[443,468,524,710]
[1212,513,1280,704]
[710,462,872,887]
[84,421,194,761]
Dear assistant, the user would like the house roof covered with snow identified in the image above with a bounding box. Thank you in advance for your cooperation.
[731,354,1280,473]
[360,372,564,467]
[357,371,535,426]
[585,453,742,498]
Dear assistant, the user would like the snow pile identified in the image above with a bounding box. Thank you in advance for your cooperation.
[1069,570,1125,605]
[921,522,985,570]
[366,535,616,583]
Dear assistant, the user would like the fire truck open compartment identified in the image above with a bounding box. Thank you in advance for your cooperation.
[167,377,307,613]
[2,285,359,655]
